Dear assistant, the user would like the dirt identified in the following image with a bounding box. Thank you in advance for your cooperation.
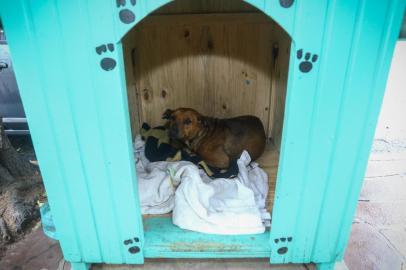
[0,135,43,261]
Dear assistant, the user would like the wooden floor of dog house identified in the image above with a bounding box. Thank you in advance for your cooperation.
[142,216,271,258]
[257,142,279,212]
[140,143,278,257]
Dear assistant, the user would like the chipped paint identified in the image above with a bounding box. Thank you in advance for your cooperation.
[169,241,243,253]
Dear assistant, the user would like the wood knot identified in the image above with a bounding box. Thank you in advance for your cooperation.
[161,90,167,98]
[143,89,150,101]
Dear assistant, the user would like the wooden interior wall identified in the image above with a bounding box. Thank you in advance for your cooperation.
[152,0,257,14]
[269,31,290,148]
[123,2,291,150]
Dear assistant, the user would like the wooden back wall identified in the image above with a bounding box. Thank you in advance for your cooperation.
[123,1,291,149]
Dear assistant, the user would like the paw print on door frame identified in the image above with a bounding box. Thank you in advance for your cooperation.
[274,237,293,255]
[95,43,117,71]
[116,0,137,24]
[279,0,294,8]
[297,49,318,73]
[124,237,141,254]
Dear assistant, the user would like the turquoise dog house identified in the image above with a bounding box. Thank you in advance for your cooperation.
[1,0,405,269]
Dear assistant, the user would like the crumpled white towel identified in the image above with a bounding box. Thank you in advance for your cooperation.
[134,136,175,214]
[133,135,271,234]
[236,154,271,226]
[170,151,268,235]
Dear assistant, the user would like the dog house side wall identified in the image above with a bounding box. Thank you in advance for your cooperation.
[1,0,405,267]
[0,0,146,265]
[271,1,405,262]
[270,0,405,264]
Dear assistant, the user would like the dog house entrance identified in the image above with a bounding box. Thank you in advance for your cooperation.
[122,0,291,257]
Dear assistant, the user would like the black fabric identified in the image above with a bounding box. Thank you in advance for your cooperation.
[141,123,239,178]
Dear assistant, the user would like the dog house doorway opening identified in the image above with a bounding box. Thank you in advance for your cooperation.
[121,0,292,257]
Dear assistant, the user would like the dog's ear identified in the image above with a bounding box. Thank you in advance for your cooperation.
[198,116,208,127]
[162,109,173,120]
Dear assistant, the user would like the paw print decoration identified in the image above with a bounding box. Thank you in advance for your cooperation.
[274,236,293,255]
[117,0,136,24]
[124,237,140,254]
[279,0,294,8]
[95,43,116,71]
[297,49,318,73]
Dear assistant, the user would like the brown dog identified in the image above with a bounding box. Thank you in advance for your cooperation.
[163,108,266,169]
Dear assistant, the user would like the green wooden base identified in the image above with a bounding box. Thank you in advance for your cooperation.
[317,262,335,270]
[143,217,271,258]
[316,261,348,270]
[71,262,90,270]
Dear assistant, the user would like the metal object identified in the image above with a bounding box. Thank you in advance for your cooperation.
[0,24,29,135]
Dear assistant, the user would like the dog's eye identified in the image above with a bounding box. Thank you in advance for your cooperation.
[183,118,192,125]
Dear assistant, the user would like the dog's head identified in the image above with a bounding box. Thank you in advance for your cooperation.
[162,108,206,141]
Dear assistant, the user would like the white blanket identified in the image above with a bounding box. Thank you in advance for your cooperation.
[133,135,271,234]
[134,136,175,214]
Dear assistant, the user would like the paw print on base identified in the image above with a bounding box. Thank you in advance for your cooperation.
[297,49,318,73]
[95,43,116,71]
[274,237,293,255]
[117,0,136,24]
[124,237,140,254]
[279,0,294,8]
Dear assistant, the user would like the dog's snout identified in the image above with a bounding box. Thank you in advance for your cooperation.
[169,126,178,138]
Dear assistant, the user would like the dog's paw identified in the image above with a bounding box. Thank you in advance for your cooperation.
[95,43,116,71]
[279,0,294,8]
[116,0,136,24]
[123,237,140,254]
[297,49,318,73]
[274,237,293,255]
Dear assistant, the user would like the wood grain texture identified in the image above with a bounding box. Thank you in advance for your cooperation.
[268,32,291,149]
[142,216,271,258]
[152,0,258,14]
[123,13,290,147]
[256,142,279,212]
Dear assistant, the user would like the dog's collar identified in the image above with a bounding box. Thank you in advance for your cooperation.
[187,129,206,151]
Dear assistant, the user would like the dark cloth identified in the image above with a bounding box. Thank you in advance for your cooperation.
[141,123,238,178]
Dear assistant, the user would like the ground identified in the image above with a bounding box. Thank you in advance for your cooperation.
[0,43,405,270]
[343,41,406,270]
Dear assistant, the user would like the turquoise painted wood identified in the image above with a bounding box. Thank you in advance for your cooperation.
[71,262,90,270]
[0,0,404,269]
[143,217,271,258]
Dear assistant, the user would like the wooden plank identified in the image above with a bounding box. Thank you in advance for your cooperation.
[268,30,291,150]
[143,216,271,258]
[211,18,272,124]
[86,1,146,262]
[136,13,273,26]
[123,42,143,138]
[152,0,258,14]
[289,0,361,262]
[269,0,330,263]
[256,143,279,212]
[124,13,290,140]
